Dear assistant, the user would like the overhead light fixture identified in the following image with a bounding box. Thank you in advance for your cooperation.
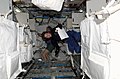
[15,8,21,12]
[79,9,83,13]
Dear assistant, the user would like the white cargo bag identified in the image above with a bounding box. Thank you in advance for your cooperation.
[0,17,22,79]
[32,0,64,11]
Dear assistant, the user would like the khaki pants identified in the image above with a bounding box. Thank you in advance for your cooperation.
[42,49,49,61]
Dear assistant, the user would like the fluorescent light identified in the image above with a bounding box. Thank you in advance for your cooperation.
[15,8,21,12]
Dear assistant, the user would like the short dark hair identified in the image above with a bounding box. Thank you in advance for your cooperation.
[41,31,46,39]
[46,26,52,31]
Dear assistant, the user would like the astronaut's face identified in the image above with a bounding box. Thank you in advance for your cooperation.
[44,32,52,38]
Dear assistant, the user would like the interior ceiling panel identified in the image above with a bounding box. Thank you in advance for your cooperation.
[13,0,86,18]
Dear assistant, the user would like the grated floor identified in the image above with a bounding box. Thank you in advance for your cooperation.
[23,59,78,79]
